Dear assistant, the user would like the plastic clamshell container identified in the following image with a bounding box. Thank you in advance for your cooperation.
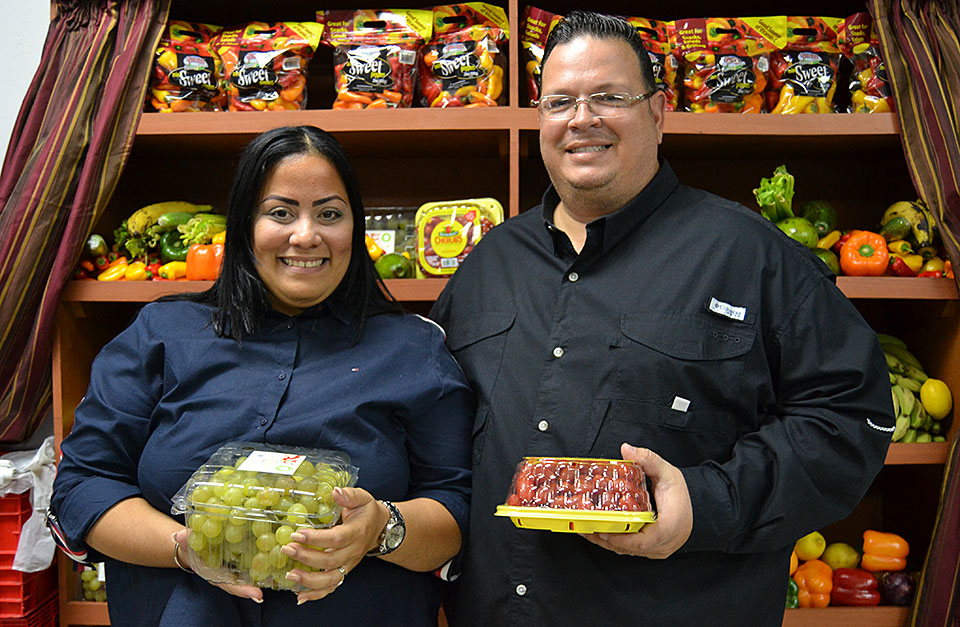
[495,457,656,533]
[415,197,504,277]
[170,442,358,591]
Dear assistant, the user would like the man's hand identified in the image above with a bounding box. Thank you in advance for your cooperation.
[580,443,693,559]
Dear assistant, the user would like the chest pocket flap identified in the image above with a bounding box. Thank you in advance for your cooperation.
[620,312,755,360]
[446,312,516,351]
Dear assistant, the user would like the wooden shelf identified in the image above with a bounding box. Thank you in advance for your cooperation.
[837,277,959,300]
[61,599,110,626]
[782,607,909,626]
[885,442,950,465]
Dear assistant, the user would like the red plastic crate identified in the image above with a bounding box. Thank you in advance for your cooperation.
[0,593,57,627]
[0,492,57,618]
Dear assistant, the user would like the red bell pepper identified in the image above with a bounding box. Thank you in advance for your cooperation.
[186,243,224,281]
[917,270,943,278]
[887,256,917,277]
[831,568,881,606]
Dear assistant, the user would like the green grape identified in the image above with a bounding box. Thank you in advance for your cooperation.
[298,494,319,513]
[294,460,315,477]
[188,531,208,552]
[224,524,245,544]
[94,590,107,603]
[228,508,247,526]
[242,496,260,511]
[221,487,244,507]
[278,497,294,512]
[315,481,334,506]
[191,485,214,504]
[80,570,97,582]
[88,578,102,591]
[83,589,95,600]
[250,552,269,577]
[277,574,298,590]
[315,503,336,525]
[256,533,277,552]
[250,520,274,537]
[285,503,309,525]
[275,525,295,545]
[234,456,248,468]
[241,477,261,497]
[297,476,319,496]
[201,496,223,515]
[268,544,288,569]
[274,475,297,495]
[257,487,281,508]
[200,517,222,539]
[209,480,226,498]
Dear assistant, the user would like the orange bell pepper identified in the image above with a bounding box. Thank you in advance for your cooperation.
[789,550,799,575]
[861,530,908,572]
[793,559,833,608]
[840,230,889,276]
[186,243,224,281]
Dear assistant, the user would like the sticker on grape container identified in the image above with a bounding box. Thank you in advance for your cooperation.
[236,450,306,475]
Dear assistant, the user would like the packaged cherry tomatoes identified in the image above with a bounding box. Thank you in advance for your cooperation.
[767,17,842,114]
[150,21,223,112]
[215,22,323,112]
[317,9,432,109]
[495,457,656,533]
[520,6,563,105]
[675,16,784,113]
[415,197,503,277]
[419,3,509,108]
[626,18,680,112]
[838,13,895,113]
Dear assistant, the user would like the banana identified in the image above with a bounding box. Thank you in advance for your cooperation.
[880,200,933,249]
[891,386,900,418]
[914,199,939,244]
[909,398,923,429]
[892,416,909,441]
[901,363,928,385]
[876,332,908,349]
[126,201,212,236]
[893,384,915,419]
[895,374,923,393]
[884,351,906,375]
[882,343,925,373]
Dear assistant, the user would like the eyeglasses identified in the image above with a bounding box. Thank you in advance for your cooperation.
[533,90,657,120]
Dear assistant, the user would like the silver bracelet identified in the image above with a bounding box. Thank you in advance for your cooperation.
[172,537,192,573]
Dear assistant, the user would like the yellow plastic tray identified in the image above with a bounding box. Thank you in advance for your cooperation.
[495,505,656,533]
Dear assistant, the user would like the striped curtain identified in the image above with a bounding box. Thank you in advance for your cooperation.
[869,1,960,625]
[0,0,169,442]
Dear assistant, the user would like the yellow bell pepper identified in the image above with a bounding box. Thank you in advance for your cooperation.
[124,261,148,281]
[887,240,913,255]
[158,261,187,280]
[97,262,127,281]
[890,252,924,273]
[817,230,841,250]
[365,234,384,261]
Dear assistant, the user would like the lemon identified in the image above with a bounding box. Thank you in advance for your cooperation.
[795,531,826,561]
[821,542,860,570]
[920,378,952,420]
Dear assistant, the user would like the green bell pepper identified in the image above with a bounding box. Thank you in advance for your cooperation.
[160,230,189,263]
[786,578,799,609]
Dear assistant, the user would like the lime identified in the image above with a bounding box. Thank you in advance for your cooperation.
[374,252,414,279]
[801,200,839,237]
[812,248,840,275]
[777,217,819,249]
[821,542,860,570]
[919,378,952,420]
[795,531,826,561]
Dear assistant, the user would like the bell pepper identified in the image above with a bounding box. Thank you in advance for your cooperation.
[94,255,110,271]
[887,256,917,277]
[158,261,187,280]
[145,261,162,280]
[833,230,858,254]
[365,234,384,261]
[887,240,913,255]
[861,530,908,572]
[831,568,881,606]
[917,270,943,278]
[160,230,190,263]
[786,578,799,609]
[840,230,889,276]
[945,260,954,278]
[920,257,944,274]
[186,243,223,281]
[211,230,226,245]
[790,550,799,575]
[97,261,127,281]
[793,559,833,608]
[917,245,938,260]
[816,230,841,250]
[124,261,148,281]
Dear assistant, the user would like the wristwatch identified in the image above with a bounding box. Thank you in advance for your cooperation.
[366,500,405,556]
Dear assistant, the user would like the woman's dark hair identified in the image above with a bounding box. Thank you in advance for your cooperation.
[171,126,401,341]
[540,11,657,94]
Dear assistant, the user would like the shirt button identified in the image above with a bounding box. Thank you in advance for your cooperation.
[278,372,286,380]
[568,272,579,282]
[515,584,527,596]
[259,418,267,426]
[552,346,564,358]
[286,321,294,329]
[537,420,549,432]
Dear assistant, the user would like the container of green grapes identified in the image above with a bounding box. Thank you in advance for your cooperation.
[171,442,358,591]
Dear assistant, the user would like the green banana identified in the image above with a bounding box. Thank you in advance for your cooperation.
[901,363,928,385]
[902,428,917,443]
[126,201,212,237]
[909,400,923,429]
[893,384,915,419]
[884,352,906,375]
[891,386,900,418]
[892,416,909,442]
[883,343,925,373]
[916,431,932,443]
[876,332,908,349]
[880,200,933,249]
[895,374,922,393]
[914,200,939,244]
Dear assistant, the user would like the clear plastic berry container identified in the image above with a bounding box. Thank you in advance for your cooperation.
[495,457,656,533]
[170,442,358,591]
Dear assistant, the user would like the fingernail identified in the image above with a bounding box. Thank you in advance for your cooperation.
[290,533,306,543]
[332,487,343,497]
[297,597,308,606]
[252,597,263,604]
[286,571,300,582]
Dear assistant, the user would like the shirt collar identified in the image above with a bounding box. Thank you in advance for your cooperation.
[540,159,680,256]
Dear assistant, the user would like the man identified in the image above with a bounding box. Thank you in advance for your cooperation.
[429,10,894,626]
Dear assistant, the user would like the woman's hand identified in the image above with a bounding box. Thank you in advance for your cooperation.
[280,487,388,605]
[172,528,264,603]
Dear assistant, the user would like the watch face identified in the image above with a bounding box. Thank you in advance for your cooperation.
[384,524,405,550]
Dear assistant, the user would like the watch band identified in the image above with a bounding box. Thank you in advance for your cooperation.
[366,500,405,557]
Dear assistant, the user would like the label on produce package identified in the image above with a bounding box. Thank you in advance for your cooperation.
[236,450,306,475]
[367,230,396,253]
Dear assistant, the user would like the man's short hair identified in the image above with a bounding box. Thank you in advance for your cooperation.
[541,10,657,94]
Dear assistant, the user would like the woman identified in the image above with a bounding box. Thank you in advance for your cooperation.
[49,126,473,626]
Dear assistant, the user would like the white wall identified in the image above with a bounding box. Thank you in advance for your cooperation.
[1,3,49,169]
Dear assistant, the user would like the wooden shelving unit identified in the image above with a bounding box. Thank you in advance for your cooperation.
[51,0,957,624]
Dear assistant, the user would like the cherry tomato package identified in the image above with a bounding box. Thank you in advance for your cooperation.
[419,3,509,108]
[150,21,223,112]
[317,9,432,110]
[767,17,842,114]
[626,18,680,112]
[415,197,503,277]
[675,17,785,113]
[215,22,323,112]
[520,6,563,105]
[838,13,895,113]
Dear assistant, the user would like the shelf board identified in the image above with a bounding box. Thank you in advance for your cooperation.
[782,606,908,626]
[837,277,958,300]
[885,442,950,465]
[61,600,110,625]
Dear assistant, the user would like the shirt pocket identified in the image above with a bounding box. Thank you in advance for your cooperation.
[613,312,756,410]
[446,312,515,404]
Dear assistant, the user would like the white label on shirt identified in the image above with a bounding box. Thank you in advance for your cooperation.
[97,562,106,582]
[237,451,305,476]
[671,396,691,412]
[709,297,746,321]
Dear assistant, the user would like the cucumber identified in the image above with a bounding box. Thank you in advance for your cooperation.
[156,211,197,231]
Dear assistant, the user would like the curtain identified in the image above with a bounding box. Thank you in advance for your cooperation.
[869,1,960,625]
[0,0,170,442]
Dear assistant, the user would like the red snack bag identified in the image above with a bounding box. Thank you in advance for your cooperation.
[838,13,895,113]
[419,3,509,108]
[520,6,563,105]
[767,17,842,114]
[150,21,223,112]
[626,17,679,111]
[318,9,431,110]
[675,17,784,113]
[215,22,323,112]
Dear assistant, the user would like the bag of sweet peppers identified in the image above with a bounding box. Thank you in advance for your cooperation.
[215,21,323,111]
[419,3,509,108]
[318,9,431,109]
[838,13,895,113]
[520,6,562,105]
[150,21,223,112]
[626,17,679,112]
[675,17,783,113]
[767,16,842,114]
